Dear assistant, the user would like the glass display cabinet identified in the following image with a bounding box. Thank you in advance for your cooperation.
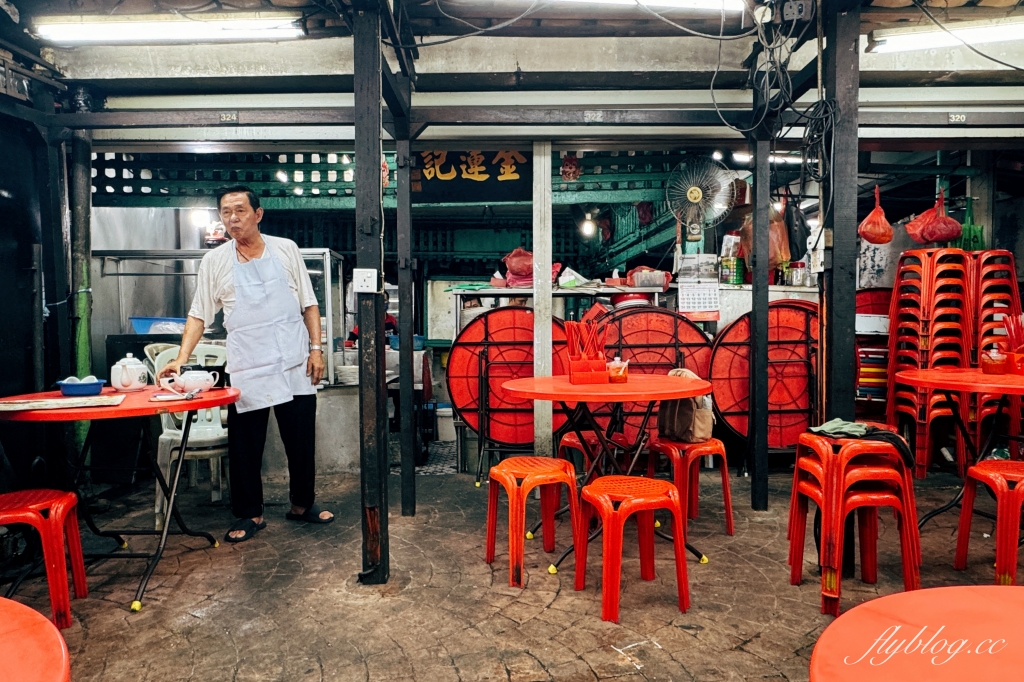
[300,249,345,385]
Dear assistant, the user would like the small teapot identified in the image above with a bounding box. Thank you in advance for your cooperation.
[160,369,219,396]
[110,353,149,392]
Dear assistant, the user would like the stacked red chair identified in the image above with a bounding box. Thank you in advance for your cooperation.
[788,431,920,616]
[485,456,583,587]
[955,460,1024,585]
[575,475,689,623]
[0,490,87,630]
[886,248,992,477]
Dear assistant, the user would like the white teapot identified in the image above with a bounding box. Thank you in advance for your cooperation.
[110,353,149,392]
[160,369,219,396]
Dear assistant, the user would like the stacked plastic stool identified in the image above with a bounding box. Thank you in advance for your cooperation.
[955,460,1024,585]
[575,475,689,622]
[0,490,88,630]
[788,432,920,616]
[485,456,583,587]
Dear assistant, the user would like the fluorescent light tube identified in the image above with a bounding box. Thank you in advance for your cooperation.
[507,0,744,9]
[868,17,1024,54]
[34,13,304,45]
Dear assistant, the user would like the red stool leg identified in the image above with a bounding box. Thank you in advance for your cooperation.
[954,477,978,570]
[507,486,526,587]
[37,518,73,629]
[995,492,1024,586]
[485,478,500,564]
[896,509,921,591]
[789,490,809,585]
[63,505,88,600]
[715,452,735,536]
[574,501,591,591]
[687,458,700,520]
[636,510,656,581]
[669,499,690,614]
[600,510,626,623]
[539,483,559,553]
[858,508,878,585]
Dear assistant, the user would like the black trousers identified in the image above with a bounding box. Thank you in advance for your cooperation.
[228,393,317,519]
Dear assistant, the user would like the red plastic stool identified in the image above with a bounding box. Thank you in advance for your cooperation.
[0,597,71,682]
[648,437,734,536]
[0,490,87,630]
[486,456,582,587]
[955,460,1024,585]
[576,476,689,623]
[557,430,631,479]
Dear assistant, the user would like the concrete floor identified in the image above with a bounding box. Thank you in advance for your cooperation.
[9,466,1005,681]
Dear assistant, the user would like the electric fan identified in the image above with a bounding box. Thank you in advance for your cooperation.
[665,156,737,243]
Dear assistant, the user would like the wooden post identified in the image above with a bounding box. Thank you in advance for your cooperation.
[396,93,416,516]
[969,151,996,249]
[749,136,771,511]
[353,4,389,584]
[822,0,860,423]
[532,141,553,457]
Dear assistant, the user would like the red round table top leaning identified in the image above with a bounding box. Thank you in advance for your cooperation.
[896,368,1024,395]
[502,374,711,403]
[810,586,1024,681]
[0,596,71,682]
[0,386,241,422]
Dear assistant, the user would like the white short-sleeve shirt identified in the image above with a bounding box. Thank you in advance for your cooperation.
[188,234,318,327]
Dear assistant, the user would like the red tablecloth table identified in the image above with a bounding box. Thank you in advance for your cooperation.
[503,374,712,479]
[810,585,1024,680]
[0,596,71,682]
[896,369,1024,528]
[0,387,240,612]
[503,374,712,567]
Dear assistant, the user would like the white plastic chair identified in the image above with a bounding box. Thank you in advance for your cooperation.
[153,344,229,530]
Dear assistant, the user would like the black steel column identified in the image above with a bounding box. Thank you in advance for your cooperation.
[749,137,771,511]
[354,5,389,584]
[821,0,860,422]
[396,81,416,516]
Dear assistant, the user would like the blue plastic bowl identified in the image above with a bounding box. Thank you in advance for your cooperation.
[57,380,106,396]
[413,334,425,351]
[388,335,401,351]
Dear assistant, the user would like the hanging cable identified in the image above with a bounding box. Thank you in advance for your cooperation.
[382,0,552,49]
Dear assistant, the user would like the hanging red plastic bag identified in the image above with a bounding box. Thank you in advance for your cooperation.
[905,206,937,245]
[739,205,790,271]
[502,247,533,277]
[922,187,962,243]
[858,185,893,245]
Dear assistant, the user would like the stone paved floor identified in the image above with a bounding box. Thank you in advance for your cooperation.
[8,468,1004,681]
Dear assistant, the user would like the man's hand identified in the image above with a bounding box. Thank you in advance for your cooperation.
[158,359,186,380]
[307,350,326,385]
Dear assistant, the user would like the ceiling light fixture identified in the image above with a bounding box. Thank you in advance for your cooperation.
[539,0,744,9]
[33,12,304,46]
[581,212,596,238]
[731,152,805,165]
[712,151,724,161]
[867,16,1024,54]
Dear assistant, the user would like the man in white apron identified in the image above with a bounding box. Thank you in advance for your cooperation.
[159,186,333,543]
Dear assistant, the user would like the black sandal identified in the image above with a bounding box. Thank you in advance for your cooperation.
[224,518,266,543]
[285,503,334,524]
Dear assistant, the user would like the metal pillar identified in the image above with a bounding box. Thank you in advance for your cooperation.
[354,5,389,584]
[396,90,416,516]
[821,0,860,423]
[70,129,92,381]
[532,141,553,457]
[749,136,771,511]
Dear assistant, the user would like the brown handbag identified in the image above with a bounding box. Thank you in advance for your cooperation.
[657,368,713,443]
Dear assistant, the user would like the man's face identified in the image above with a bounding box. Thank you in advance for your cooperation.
[219,192,263,241]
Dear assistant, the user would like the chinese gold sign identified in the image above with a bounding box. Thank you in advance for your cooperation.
[411,150,532,202]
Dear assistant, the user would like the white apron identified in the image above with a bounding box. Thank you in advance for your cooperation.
[225,241,311,414]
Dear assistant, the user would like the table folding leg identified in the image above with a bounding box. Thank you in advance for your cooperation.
[72,410,216,611]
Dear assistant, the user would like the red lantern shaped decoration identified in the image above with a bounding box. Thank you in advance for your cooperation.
[637,201,654,226]
[381,155,391,188]
[561,154,581,182]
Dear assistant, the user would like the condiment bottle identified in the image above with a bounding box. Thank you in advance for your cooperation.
[607,356,629,383]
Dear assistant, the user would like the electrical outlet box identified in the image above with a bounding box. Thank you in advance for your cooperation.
[782,0,809,21]
[352,268,378,293]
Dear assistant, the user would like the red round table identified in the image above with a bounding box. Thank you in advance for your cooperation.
[0,596,71,682]
[896,369,1024,528]
[811,585,1024,680]
[0,386,239,612]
